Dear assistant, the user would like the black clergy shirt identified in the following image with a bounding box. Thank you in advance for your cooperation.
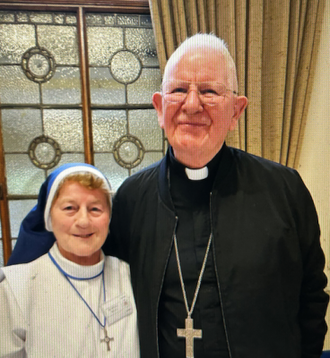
[158,147,230,358]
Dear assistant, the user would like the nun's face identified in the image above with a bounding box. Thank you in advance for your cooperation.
[50,181,110,265]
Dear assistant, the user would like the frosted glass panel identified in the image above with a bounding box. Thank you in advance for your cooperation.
[9,200,36,237]
[38,25,79,65]
[42,67,81,104]
[0,10,164,266]
[87,27,123,66]
[0,241,3,267]
[117,14,139,26]
[0,24,35,63]
[6,154,45,195]
[1,109,42,152]
[128,68,162,104]
[128,110,162,150]
[17,13,29,22]
[94,153,128,192]
[110,50,141,84]
[43,109,84,152]
[126,28,159,66]
[0,12,14,23]
[92,110,127,152]
[87,12,164,181]
[131,152,163,174]
[0,66,40,104]
[30,13,53,23]
[90,68,125,105]
[48,153,85,173]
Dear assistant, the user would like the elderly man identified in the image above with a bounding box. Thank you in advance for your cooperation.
[106,33,328,358]
[8,34,329,358]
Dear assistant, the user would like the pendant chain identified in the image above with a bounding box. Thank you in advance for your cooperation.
[48,251,114,351]
[173,230,213,317]
[48,252,106,327]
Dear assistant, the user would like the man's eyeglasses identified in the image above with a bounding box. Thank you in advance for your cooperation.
[162,80,237,106]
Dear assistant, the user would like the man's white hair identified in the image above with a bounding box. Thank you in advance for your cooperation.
[163,33,238,91]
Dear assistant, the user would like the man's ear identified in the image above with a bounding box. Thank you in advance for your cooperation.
[152,92,164,129]
[229,95,248,131]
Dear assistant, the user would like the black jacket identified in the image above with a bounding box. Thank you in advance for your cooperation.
[104,144,329,358]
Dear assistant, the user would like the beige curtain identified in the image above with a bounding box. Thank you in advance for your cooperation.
[148,0,325,168]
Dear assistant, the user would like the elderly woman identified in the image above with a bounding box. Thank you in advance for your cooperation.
[0,163,139,357]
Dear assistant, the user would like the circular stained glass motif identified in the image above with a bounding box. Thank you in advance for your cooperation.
[22,47,55,83]
[110,50,141,84]
[28,136,61,169]
[113,135,144,169]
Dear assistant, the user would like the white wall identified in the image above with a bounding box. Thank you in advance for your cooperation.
[297,0,330,349]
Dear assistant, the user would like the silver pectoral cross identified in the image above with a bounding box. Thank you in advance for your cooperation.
[101,327,114,351]
[177,317,202,358]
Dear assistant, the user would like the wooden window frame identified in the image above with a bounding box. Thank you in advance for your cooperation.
[0,0,150,265]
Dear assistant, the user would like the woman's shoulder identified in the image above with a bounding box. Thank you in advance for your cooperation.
[1,253,53,295]
[104,255,130,273]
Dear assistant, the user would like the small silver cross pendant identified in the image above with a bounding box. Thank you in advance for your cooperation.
[101,327,114,351]
[177,317,202,358]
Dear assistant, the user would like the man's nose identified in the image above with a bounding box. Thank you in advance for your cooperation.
[182,88,203,113]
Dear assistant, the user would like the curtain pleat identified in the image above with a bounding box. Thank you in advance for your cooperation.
[245,0,263,157]
[197,0,207,33]
[288,0,324,167]
[207,0,217,33]
[261,0,290,162]
[280,0,301,165]
[148,0,325,168]
[234,0,247,150]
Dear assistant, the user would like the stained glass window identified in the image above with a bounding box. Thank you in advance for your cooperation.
[86,13,163,190]
[0,9,163,265]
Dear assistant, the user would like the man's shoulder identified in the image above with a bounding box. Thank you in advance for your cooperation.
[229,146,297,177]
[117,157,163,194]
[226,146,307,195]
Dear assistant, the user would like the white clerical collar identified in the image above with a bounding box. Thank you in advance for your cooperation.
[49,243,104,279]
[185,166,209,181]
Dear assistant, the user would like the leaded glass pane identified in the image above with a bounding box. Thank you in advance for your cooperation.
[0,241,3,267]
[48,153,85,171]
[87,12,163,186]
[9,200,36,238]
[110,50,141,83]
[65,16,77,25]
[6,154,45,195]
[128,68,162,104]
[1,109,42,152]
[117,14,139,26]
[92,110,127,152]
[42,67,81,104]
[0,11,14,23]
[87,27,123,66]
[54,14,65,24]
[0,9,164,264]
[94,153,128,191]
[128,110,162,150]
[0,24,35,63]
[0,66,40,104]
[90,68,125,105]
[131,152,163,174]
[0,11,82,202]
[17,13,29,23]
[126,28,158,66]
[43,109,84,152]
[37,25,79,65]
[30,12,53,24]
